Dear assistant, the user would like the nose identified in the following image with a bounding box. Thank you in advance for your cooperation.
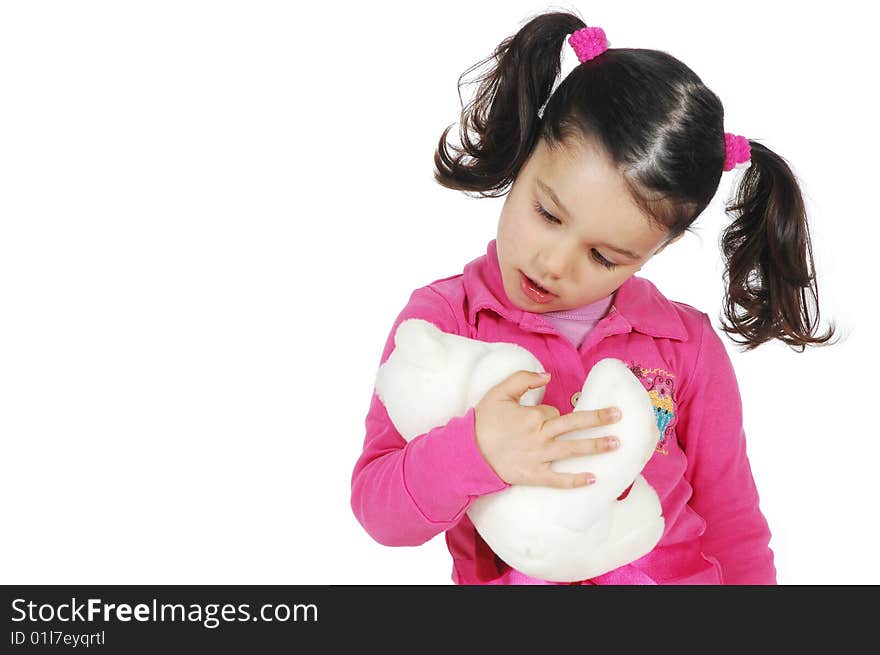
[537,241,576,281]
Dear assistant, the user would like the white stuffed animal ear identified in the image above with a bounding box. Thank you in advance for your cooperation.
[375,319,459,441]
[390,318,447,370]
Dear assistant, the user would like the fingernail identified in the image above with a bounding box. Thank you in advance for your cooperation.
[584,475,596,485]
[540,371,551,378]
[608,437,619,449]
[606,407,621,420]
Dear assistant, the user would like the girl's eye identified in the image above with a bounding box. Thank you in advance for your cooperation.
[533,201,619,270]
[591,249,618,270]
[533,201,560,224]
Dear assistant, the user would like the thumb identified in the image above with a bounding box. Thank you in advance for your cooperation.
[490,370,551,402]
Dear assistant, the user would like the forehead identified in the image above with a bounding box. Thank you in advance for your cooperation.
[529,138,668,252]
[534,138,638,219]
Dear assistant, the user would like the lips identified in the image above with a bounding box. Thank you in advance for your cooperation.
[526,275,551,294]
[519,271,557,304]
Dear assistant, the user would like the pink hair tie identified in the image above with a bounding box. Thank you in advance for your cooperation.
[723,132,751,171]
[568,26,609,63]
[538,25,609,119]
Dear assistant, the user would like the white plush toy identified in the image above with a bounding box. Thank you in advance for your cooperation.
[375,318,665,582]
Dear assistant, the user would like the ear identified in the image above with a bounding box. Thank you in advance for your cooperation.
[393,318,446,368]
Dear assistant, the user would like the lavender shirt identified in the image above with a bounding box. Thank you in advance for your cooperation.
[536,292,616,349]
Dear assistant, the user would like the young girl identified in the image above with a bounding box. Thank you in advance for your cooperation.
[350,11,835,585]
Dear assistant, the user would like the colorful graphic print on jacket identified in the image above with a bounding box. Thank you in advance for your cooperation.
[628,363,677,455]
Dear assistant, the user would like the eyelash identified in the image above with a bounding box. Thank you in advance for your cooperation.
[532,202,619,270]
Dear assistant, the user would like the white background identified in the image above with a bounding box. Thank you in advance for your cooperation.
[0,1,875,585]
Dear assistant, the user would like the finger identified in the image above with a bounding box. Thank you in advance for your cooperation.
[535,467,596,489]
[545,435,619,462]
[489,370,550,402]
[535,404,561,422]
[603,406,622,423]
[541,406,618,439]
[528,404,559,430]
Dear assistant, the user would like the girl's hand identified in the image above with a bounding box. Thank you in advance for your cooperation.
[474,370,621,489]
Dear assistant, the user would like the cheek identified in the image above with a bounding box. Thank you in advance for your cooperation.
[496,209,522,258]
[496,214,530,285]
[498,208,535,248]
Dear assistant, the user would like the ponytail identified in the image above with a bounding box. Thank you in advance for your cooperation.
[433,12,587,196]
[720,141,837,352]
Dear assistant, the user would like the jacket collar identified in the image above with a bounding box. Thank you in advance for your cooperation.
[462,239,688,342]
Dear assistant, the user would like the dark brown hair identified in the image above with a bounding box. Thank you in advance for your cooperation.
[433,10,837,352]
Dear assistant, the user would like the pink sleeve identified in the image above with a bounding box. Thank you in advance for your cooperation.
[675,315,777,584]
[350,287,509,547]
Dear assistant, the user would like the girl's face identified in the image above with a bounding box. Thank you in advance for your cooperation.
[496,136,681,312]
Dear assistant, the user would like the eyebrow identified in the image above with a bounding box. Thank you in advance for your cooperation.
[536,179,643,260]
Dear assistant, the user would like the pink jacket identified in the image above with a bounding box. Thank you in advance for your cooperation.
[351,240,776,585]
